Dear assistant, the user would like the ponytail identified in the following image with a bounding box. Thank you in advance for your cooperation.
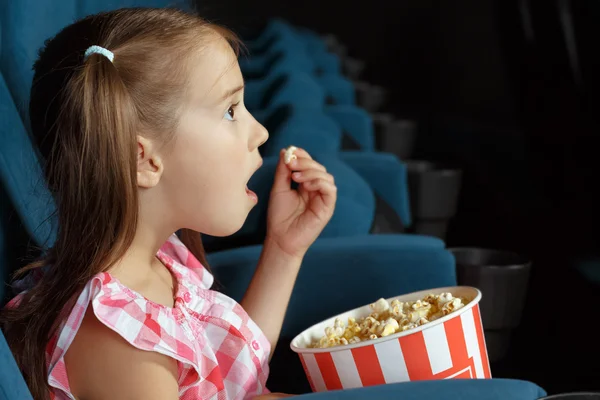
[2,48,139,400]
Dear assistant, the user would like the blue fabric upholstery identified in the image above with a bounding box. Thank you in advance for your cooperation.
[318,74,356,105]
[296,28,328,53]
[244,31,306,59]
[247,20,300,51]
[244,62,353,110]
[0,190,8,303]
[0,330,33,400]
[311,51,341,74]
[339,151,412,227]
[245,78,376,153]
[294,379,546,399]
[266,77,324,114]
[249,20,310,52]
[262,126,341,157]
[242,46,340,77]
[245,73,326,112]
[209,234,446,299]
[0,0,76,123]
[325,105,375,151]
[241,51,315,78]
[244,62,352,108]
[256,106,343,156]
[247,31,311,61]
[267,55,315,79]
[257,106,343,138]
[0,72,56,248]
[246,20,338,74]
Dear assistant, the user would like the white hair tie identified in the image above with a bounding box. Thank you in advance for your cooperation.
[84,45,114,63]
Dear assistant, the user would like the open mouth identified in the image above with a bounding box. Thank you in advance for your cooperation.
[245,184,258,202]
[245,159,263,203]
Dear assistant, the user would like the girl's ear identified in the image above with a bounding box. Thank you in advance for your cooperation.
[137,136,164,188]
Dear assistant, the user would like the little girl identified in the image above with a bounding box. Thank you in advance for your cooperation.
[1,8,336,400]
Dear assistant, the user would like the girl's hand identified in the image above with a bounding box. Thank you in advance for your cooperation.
[266,148,337,259]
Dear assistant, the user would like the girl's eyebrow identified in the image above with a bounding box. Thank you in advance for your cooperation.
[218,84,244,103]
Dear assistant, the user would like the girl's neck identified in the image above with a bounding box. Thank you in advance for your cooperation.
[108,212,176,284]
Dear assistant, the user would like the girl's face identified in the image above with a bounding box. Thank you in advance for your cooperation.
[158,37,269,237]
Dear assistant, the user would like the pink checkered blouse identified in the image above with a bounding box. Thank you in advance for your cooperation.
[10,234,271,399]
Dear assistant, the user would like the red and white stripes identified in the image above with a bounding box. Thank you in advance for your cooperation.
[298,304,491,392]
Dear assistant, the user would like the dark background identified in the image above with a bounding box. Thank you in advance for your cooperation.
[194,0,600,394]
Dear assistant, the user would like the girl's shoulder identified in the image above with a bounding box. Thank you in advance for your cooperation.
[62,303,180,399]
[44,234,213,396]
[45,269,203,395]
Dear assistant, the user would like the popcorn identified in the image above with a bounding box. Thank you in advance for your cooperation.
[325,326,344,338]
[437,292,454,305]
[284,146,298,164]
[390,299,406,319]
[310,292,470,348]
[380,318,399,337]
[370,298,390,314]
[407,300,431,322]
[442,298,465,315]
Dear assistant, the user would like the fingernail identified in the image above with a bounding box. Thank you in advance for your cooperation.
[293,172,301,178]
[290,159,298,167]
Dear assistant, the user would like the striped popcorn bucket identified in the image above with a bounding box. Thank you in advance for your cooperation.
[290,286,491,392]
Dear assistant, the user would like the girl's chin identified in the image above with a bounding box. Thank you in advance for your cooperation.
[204,209,254,238]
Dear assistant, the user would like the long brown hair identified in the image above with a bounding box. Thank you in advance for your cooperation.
[0,8,240,399]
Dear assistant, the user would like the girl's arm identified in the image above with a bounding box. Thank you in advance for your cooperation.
[240,238,303,361]
[64,308,179,400]
[243,147,336,362]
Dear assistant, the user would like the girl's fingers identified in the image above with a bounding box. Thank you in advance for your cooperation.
[287,157,326,173]
[302,179,337,209]
[291,170,334,184]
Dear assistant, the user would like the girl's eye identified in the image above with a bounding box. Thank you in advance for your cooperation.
[224,103,239,121]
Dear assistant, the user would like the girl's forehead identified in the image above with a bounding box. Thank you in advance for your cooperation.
[188,37,242,106]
